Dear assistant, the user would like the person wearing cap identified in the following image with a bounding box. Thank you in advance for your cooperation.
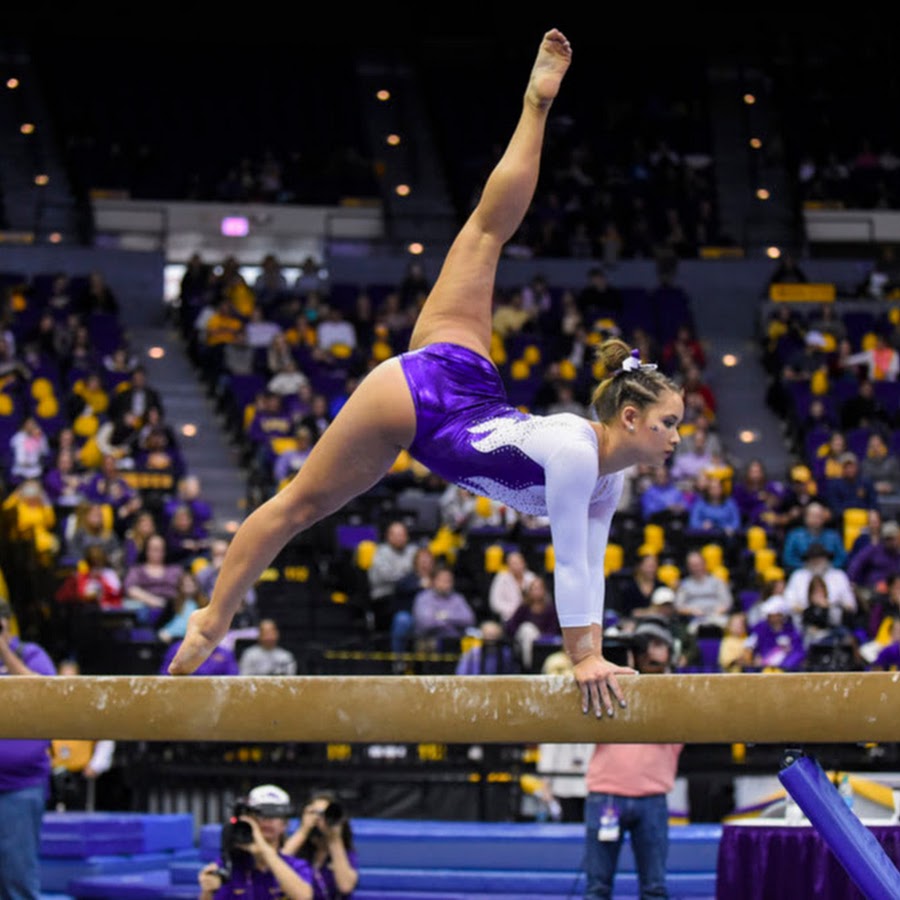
[848,520,900,599]
[0,599,57,900]
[743,595,805,670]
[283,790,360,899]
[781,501,846,573]
[784,541,857,625]
[823,451,878,519]
[198,783,313,900]
[583,630,683,899]
[632,585,692,668]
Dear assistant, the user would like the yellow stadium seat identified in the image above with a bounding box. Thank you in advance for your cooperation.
[475,495,493,518]
[510,359,531,380]
[843,508,869,551]
[712,565,730,583]
[643,524,665,554]
[701,543,723,571]
[31,377,55,401]
[861,332,878,351]
[763,566,785,585]
[544,544,555,573]
[746,526,767,552]
[558,359,577,381]
[522,345,541,365]
[657,564,681,587]
[485,544,505,573]
[754,547,776,574]
[605,543,624,576]
[810,366,829,396]
[355,540,376,570]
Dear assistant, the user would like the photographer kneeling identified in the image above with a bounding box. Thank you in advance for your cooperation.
[283,791,359,899]
[198,784,313,900]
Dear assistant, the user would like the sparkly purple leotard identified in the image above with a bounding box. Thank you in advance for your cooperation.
[398,342,624,627]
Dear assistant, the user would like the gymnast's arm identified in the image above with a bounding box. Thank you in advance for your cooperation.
[544,443,634,716]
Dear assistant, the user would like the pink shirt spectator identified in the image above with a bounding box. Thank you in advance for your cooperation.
[586,743,683,797]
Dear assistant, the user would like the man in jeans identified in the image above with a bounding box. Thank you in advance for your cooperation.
[583,628,683,899]
[0,599,57,899]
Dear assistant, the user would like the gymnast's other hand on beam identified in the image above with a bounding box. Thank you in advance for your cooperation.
[573,655,636,718]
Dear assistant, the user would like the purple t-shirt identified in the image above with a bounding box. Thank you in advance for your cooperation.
[0,638,57,792]
[874,643,900,670]
[212,853,313,899]
[308,850,360,900]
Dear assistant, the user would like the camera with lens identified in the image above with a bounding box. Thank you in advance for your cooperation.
[216,801,256,881]
[323,801,343,828]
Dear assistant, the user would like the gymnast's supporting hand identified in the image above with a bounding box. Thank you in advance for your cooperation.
[565,623,637,718]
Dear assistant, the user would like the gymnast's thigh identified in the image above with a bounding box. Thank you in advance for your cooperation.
[277,358,417,517]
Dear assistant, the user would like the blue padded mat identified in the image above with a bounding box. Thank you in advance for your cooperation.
[66,869,196,899]
[41,850,200,893]
[42,813,194,855]
[199,820,722,873]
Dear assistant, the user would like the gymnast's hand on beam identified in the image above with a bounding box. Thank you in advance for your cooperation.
[167,606,229,675]
[573,655,636,718]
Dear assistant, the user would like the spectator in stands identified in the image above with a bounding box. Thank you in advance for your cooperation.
[314,305,358,360]
[576,266,623,324]
[718,611,749,673]
[162,503,209,566]
[77,270,119,316]
[56,544,123,610]
[238,618,297,676]
[743,595,805,670]
[121,509,159,569]
[0,599,56,899]
[157,570,206,645]
[49,659,116,813]
[8,415,51,487]
[253,254,290,313]
[870,617,900,671]
[731,459,783,529]
[848,520,900,599]
[767,252,808,287]
[267,355,309,398]
[43,445,86,516]
[784,542,857,626]
[840,332,900,382]
[389,545,438,659]
[823,451,879,518]
[162,474,213,532]
[491,288,536,338]
[488,549,538,623]
[108,364,164,425]
[61,501,123,570]
[412,564,476,651]
[781,500,846,572]
[121,533,182,626]
[687,476,741,539]
[283,789,359,900]
[862,432,900,499]
[272,425,314,491]
[81,453,143,536]
[669,425,715,492]
[612,552,665,619]
[678,365,716,427]
[639,464,691,524]
[545,381,588,418]
[505,575,561,670]
[583,629,682,899]
[198,783,314,900]
[297,392,333,444]
[368,521,418,632]
[661,324,706,376]
[674,550,733,634]
[839,378,894,434]
[456,618,519,674]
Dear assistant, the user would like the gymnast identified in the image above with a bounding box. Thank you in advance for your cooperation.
[169,28,685,718]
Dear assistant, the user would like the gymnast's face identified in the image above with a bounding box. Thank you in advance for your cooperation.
[633,390,684,464]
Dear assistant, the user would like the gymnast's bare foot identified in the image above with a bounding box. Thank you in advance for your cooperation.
[167,607,228,675]
[526,28,572,110]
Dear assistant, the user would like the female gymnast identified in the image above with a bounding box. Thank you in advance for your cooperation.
[169,28,685,718]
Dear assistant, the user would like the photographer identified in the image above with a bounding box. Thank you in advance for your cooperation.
[283,791,359,899]
[198,784,312,900]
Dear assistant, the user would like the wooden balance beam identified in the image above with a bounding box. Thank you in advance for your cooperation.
[1,672,899,744]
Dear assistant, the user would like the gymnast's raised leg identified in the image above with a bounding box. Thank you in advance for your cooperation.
[168,29,573,675]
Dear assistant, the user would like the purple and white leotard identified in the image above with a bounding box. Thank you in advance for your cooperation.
[398,342,623,628]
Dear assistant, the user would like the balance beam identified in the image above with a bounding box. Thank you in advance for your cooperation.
[2,672,899,743]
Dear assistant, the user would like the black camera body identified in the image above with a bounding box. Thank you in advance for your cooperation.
[323,801,343,828]
[216,801,257,882]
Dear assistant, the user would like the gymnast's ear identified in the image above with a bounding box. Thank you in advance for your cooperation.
[619,404,640,432]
